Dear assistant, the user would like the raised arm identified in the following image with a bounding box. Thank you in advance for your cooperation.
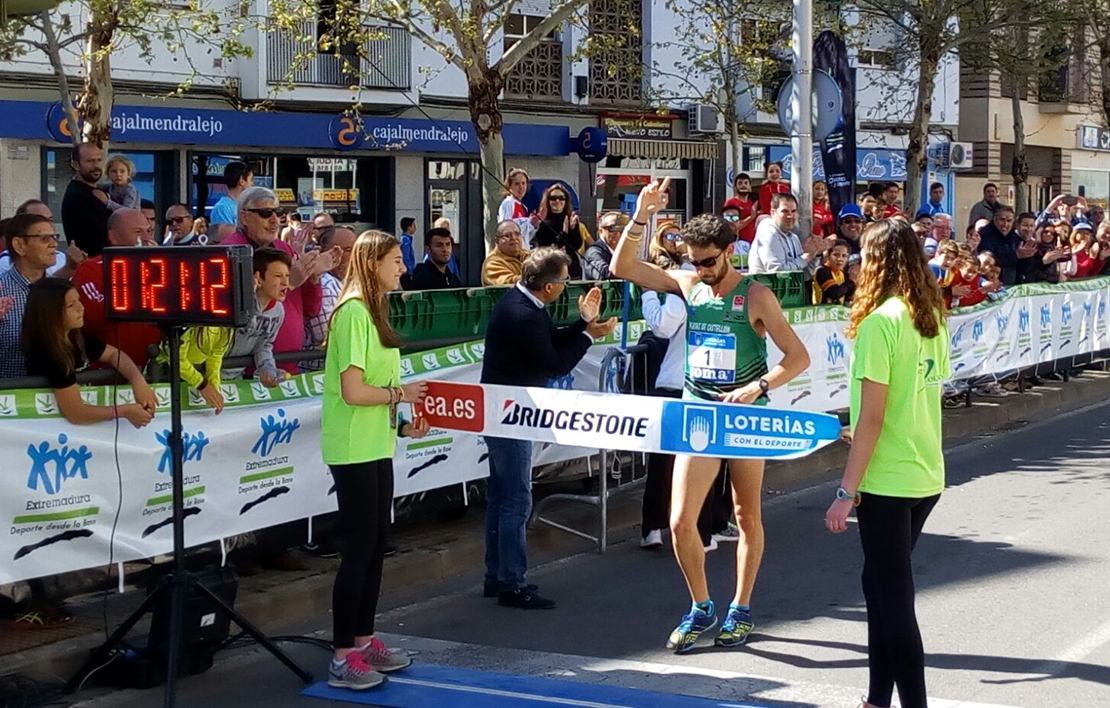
[610,179,695,296]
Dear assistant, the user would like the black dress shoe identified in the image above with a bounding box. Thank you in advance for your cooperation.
[498,589,555,609]
[484,582,537,598]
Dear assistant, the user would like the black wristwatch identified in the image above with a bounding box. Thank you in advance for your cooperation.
[758,377,770,395]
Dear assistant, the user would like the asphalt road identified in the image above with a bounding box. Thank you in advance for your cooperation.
[70,400,1110,708]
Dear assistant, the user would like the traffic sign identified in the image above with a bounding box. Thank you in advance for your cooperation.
[776,70,842,142]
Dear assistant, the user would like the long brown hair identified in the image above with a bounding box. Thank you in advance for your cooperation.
[648,221,683,269]
[333,230,403,349]
[540,182,571,215]
[847,220,945,340]
[21,278,84,376]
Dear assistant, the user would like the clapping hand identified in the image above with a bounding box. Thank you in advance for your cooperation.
[1017,240,1037,258]
[578,287,603,322]
[586,316,618,339]
[635,177,671,219]
[65,244,88,269]
[290,223,316,255]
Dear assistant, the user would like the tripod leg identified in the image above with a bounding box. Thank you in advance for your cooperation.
[191,579,315,684]
[65,584,166,693]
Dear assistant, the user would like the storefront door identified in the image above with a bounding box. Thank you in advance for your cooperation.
[426,159,482,286]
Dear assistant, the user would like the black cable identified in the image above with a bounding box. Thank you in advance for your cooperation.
[103,327,126,642]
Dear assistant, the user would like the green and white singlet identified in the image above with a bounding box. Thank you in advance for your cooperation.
[684,277,769,402]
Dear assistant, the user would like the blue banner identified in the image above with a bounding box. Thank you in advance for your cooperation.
[2,100,569,157]
[659,400,842,460]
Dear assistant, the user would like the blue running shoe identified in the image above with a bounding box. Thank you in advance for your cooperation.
[665,605,718,654]
[715,606,754,647]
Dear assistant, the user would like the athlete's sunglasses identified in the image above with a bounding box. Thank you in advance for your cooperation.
[689,251,725,269]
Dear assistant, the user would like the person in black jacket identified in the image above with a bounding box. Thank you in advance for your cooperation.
[531,183,587,279]
[407,228,462,289]
[61,144,112,257]
[583,211,625,280]
[975,206,1036,286]
[480,247,617,609]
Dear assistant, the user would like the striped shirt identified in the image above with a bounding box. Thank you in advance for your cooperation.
[0,266,33,380]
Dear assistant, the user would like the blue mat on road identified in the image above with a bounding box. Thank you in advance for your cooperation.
[303,662,771,708]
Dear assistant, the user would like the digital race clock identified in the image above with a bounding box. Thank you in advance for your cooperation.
[103,246,254,327]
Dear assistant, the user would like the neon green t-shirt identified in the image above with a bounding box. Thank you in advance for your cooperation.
[850,297,950,498]
[321,297,401,465]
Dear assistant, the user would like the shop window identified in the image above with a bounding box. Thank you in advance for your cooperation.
[588,0,643,105]
[504,14,564,102]
[1073,169,1109,210]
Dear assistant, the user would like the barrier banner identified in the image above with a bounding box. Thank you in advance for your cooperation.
[417,382,842,460]
[766,279,1110,412]
[2,280,1107,584]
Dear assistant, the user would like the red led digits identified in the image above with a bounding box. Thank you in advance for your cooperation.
[140,258,169,313]
[202,257,230,315]
[109,257,131,312]
[179,261,193,310]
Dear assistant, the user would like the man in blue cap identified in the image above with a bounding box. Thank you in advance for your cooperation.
[836,204,865,255]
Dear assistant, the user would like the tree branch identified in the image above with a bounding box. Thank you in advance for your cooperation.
[495,0,588,75]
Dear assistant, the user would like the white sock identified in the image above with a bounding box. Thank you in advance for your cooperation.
[332,657,347,667]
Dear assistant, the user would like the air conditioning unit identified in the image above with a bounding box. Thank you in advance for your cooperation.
[931,141,974,170]
[689,104,722,135]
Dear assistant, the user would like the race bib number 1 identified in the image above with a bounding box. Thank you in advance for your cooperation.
[688,331,737,383]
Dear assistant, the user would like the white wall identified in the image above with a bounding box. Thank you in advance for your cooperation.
[1,1,238,89]
[0,140,43,216]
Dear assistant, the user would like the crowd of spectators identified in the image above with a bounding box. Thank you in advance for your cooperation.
[3,148,1109,628]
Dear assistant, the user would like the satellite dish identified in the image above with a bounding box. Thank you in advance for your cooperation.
[777,71,843,142]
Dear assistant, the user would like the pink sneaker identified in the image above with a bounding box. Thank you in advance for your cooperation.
[358,636,412,673]
[327,652,385,690]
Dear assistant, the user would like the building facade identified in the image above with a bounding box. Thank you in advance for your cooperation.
[0,0,726,283]
[957,34,1110,225]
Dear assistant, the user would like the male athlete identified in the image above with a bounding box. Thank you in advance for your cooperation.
[611,179,811,651]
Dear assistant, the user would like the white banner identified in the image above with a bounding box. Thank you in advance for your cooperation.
[2,279,1107,584]
[418,382,841,460]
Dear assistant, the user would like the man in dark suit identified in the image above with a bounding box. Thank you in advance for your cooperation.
[481,247,617,609]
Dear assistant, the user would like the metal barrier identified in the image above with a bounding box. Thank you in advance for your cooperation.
[529,344,651,554]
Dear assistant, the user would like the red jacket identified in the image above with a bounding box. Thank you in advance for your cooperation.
[758,181,791,216]
[74,257,163,367]
[221,232,322,374]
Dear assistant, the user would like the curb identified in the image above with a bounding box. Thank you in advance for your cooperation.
[7,371,1110,683]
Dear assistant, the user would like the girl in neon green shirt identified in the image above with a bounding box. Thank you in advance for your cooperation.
[826,220,951,708]
[321,230,429,691]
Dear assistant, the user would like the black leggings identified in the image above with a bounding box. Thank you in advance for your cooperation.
[330,459,394,649]
[857,492,940,708]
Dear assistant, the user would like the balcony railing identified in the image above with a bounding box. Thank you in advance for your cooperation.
[267,22,411,90]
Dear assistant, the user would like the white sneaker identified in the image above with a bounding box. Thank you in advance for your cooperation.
[640,529,664,549]
[704,537,718,552]
[713,522,741,543]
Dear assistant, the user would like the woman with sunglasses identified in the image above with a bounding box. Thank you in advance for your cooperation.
[648,222,689,270]
[533,183,589,278]
[825,220,950,708]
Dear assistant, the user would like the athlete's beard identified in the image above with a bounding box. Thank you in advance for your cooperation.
[736,189,751,199]
[698,260,730,287]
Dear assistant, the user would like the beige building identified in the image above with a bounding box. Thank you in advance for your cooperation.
[957,45,1110,228]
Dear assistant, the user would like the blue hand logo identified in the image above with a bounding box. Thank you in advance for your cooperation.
[252,408,301,457]
[26,433,92,496]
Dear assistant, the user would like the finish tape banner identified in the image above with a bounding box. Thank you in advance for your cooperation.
[417,382,842,460]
